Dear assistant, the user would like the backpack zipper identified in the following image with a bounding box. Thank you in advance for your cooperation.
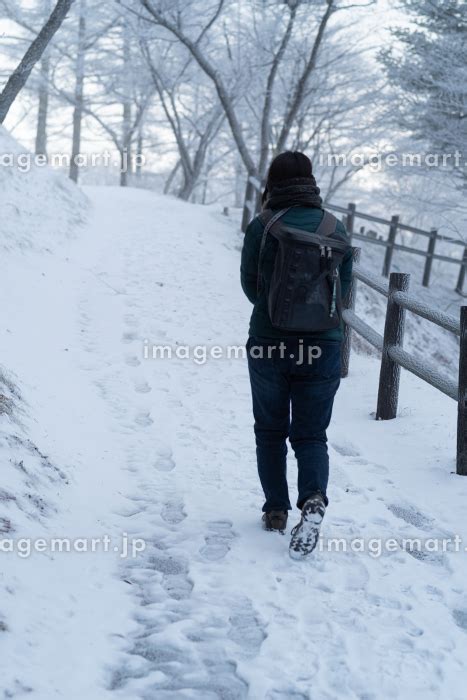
[329,268,339,317]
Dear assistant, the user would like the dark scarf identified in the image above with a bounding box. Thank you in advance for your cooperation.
[265,176,322,210]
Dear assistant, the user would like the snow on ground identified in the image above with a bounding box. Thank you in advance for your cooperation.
[0,126,88,251]
[1,179,467,699]
[351,230,463,381]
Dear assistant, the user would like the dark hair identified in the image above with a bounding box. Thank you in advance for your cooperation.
[262,151,313,204]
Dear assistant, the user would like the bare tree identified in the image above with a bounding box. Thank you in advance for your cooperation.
[0,0,74,124]
[140,36,225,199]
[139,0,257,175]
[1,0,54,151]
[69,0,86,181]
[35,0,52,155]
[137,0,338,226]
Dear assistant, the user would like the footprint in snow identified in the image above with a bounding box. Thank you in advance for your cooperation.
[387,503,434,531]
[228,595,267,655]
[199,520,235,561]
[135,412,153,427]
[110,642,182,690]
[369,463,389,474]
[424,585,444,601]
[161,498,186,525]
[404,546,446,567]
[122,331,138,344]
[125,354,141,367]
[149,553,193,601]
[344,485,370,503]
[134,381,151,394]
[366,593,410,611]
[452,609,467,632]
[114,504,148,518]
[343,558,370,591]
[349,457,370,466]
[331,440,361,457]
[150,328,167,340]
[155,452,176,472]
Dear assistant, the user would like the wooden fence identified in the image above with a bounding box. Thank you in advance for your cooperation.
[242,176,466,294]
[342,248,467,476]
[328,202,466,295]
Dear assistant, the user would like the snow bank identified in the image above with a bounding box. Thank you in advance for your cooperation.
[0,363,67,548]
[0,127,88,611]
[0,125,88,537]
[0,126,88,251]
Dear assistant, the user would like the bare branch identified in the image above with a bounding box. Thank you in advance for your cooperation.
[139,0,257,174]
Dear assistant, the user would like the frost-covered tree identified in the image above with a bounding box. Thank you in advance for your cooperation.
[137,0,380,219]
[139,20,226,200]
[380,0,467,184]
[0,0,74,124]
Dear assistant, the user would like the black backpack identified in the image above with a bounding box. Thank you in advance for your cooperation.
[257,207,350,332]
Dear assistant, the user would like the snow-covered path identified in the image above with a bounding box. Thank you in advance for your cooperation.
[3,186,467,699]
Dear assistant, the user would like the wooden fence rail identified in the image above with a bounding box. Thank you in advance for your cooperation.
[342,248,467,475]
[242,176,466,294]
[325,201,466,295]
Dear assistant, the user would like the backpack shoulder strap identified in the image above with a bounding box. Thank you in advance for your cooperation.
[257,207,292,294]
[315,210,338,237]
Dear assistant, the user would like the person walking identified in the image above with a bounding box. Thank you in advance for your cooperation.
[241,151,353,558]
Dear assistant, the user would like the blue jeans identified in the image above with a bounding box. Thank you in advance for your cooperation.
[247,337,341,512]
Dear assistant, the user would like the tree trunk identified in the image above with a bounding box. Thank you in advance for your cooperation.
[178,174,196,201]
[69,0,86,183]
[120,148,128,187]
[0,0,74,124]
[35,54,50,156]
[177,157,196,200]
[234,156,244,208]
[164,159,181,194]
[120,17,132,187]
[135,123,143,179]
[35,0,52,156]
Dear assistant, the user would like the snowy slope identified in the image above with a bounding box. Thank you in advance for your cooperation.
[0,127,89,548]
[1,184,467,699]
[0,126,88,251]
[353,234,463,381]
[0,130,119,696]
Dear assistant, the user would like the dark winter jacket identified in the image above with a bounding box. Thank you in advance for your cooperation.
[240,206,353,341]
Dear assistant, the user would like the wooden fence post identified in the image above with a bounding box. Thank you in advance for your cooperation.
[382,215,399,278]
[376,272,410,419]
[346,202,356,241]
[456,245,467,295]
[422,228,437,287]
[341,247,361,378]
[457,307,467,475]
